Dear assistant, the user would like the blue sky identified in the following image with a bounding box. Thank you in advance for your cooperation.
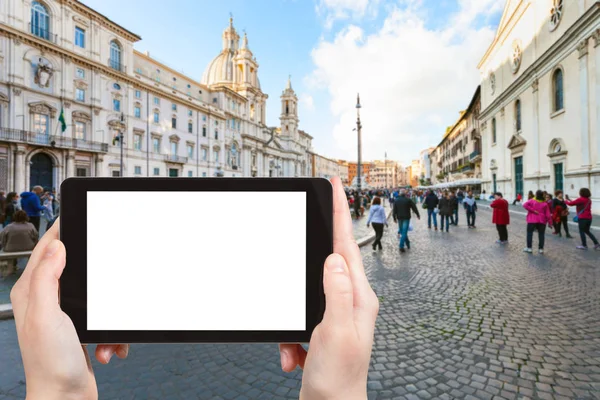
[82,0,502,165]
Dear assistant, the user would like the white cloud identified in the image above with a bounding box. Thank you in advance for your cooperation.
[300,93,315,111]
[307,1,499,164]
[316,0,379,28]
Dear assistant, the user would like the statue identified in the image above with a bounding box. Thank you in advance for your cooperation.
[34,58,54,88]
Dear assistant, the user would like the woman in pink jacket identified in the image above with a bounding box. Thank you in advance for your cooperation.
[522,190,553,254]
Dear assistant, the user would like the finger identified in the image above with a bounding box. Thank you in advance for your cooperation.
[11,219,60,325]
[28,239,65,315]
[279,343,307,372]
[95,344,129,364]
[322,254,354,328]
[330,178,373,307]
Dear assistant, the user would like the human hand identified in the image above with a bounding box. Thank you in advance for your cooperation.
[279,177,379,400]
[11,219,129,400]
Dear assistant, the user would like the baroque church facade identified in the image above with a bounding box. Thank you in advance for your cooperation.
[478,0,600,203]
[0,0,316,193]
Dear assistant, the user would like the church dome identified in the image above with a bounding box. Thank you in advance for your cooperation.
[201,50,235,86]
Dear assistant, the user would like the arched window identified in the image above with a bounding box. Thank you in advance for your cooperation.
[553,68,564,111]
[515,99,521,132]
[110,41,122,71]
[31,1,50,40]
[491,118,497,144]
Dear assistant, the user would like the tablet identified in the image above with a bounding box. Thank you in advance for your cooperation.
[59,177,332,344]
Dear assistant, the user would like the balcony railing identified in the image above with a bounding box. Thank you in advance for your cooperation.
[108,59,126,73]
[164,154,188,164]
[0,127,108,153]
[29,23,57,43]
[469,150,481,161]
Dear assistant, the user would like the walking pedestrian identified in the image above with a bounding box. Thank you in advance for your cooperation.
[449,192,459,225]
[490,192,509,244]
[552,190,572,238]
[423,190,439,231]
[463,191,478,228]
[438,192,453,233]
[2,192,19,227]
[512,193,522,206]
[20,186,46,233]
[393,189,420,253]
[565,188,599,250]
[367,197,388,251]
[522,190,553,254]
[527,191,534,200]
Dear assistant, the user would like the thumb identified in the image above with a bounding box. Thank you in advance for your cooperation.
[29,240,66,314]
[321,253,354,328]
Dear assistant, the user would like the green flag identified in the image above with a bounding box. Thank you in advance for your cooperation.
[58,107,67,133]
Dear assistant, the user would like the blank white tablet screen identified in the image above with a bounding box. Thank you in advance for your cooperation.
[87,191,306,331]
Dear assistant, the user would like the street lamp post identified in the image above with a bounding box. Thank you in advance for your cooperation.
[354,94,362,218]
[119,112,124,177]
[385,152,387,189]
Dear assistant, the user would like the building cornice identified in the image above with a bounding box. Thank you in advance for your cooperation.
[480,2,600,121]
[64,0,141,42]
[0,24,227,120]
[134,50,209,92]
[478,0,528,69]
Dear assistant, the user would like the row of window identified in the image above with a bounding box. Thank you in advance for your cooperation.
[490,68,564,144]
[131,167,208,177]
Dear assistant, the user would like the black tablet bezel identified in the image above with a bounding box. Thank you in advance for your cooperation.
[59,177,331,344]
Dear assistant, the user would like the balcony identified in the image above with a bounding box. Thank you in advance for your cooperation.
[0,127,108,153]
[108,59,126,74]
[29,23,57,44]
[469,150,481,162]
[164,154,188,164]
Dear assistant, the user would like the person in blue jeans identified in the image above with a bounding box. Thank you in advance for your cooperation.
[449,192,459,225]
[393,189,420,253]
[423,190,439,231]
[438,192,453,232]
[463,191,478,228]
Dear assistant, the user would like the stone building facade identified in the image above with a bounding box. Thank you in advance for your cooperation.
[478,0,599,205]
[429,86,482,186]
[0,0,321,193]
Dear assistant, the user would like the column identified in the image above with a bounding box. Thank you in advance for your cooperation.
[594,30,600,165]
[532,79,540,175]
[14,146,26,192]
[578,39,590,167]
[95,155,104,177]
[65,150,75,178]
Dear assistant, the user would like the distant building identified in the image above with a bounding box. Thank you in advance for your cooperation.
[337,160,349,185]
[348,161,373,186]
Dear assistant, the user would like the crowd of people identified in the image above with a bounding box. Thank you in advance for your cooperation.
[0,186,59,276]
[361,185,598,254]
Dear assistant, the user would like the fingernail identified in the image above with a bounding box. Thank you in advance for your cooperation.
[44,240,60,258]
[280,350,288,369]
[327,256,346,273]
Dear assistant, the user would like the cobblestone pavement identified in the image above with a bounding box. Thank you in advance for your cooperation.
[1,208,600,399]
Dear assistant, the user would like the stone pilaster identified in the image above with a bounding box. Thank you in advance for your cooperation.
[577,39,590,167]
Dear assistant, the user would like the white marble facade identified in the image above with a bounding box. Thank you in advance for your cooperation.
[478,0,600,207]
[0,0,318,193]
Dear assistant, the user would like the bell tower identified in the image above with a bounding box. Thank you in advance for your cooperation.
[280,75,299,140]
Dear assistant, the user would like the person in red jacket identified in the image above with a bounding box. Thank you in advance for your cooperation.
[565,188,599,250]
[490,192,510,244]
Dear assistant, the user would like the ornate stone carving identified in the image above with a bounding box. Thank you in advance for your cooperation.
[532,79,539,92]
[489,72,496,95]
[500,107,505,117]
[75,80,88,89]
[93,108,101,116]
[64,101,71,109]
[577,38,589,58]
[511,41,522,74]
[34,58,54,88]
[12,88,22,96]
[169,134,180,142]
[548,0,563,32]
[14,38,21,46]
[592,29,600,48]
[72,111,91,122]
[28,102,57,118]
[481,121,487,131]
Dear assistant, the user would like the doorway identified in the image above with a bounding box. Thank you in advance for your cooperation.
[554,163,563,191]
[514,156,523,198]
[29,153,53,191]
[169,168,179,177]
